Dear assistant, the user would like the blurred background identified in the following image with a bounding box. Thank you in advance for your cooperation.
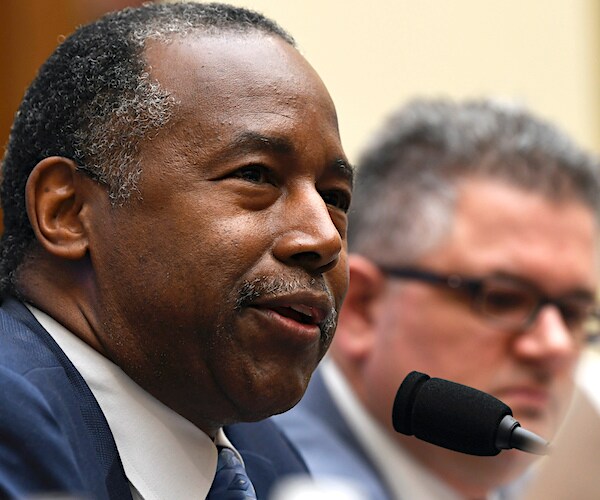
[222,0,600,162]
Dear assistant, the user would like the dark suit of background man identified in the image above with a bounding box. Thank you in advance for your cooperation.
[0,2,354,498]
[275,98,600,499]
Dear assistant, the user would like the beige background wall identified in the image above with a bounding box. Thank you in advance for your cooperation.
[172,0,600,164]
[3,1,599,167]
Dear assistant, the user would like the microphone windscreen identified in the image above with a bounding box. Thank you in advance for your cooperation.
[392,371,512,456]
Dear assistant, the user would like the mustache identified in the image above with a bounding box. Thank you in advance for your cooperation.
[235,275,338,343]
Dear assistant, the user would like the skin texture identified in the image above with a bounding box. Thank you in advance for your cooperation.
[332,177,598,497]
[22,33,352,437]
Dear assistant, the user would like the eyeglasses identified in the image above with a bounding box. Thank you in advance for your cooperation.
[378,266,600,343]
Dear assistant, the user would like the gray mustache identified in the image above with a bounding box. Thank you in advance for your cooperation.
[235,276,338,342]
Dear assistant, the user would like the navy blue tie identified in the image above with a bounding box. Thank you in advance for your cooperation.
[206,447,257,499]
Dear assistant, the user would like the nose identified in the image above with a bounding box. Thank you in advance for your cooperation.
[513,304,578,370]
[272,186,344,274]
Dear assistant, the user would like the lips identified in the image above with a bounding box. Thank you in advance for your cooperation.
[270,303,326,325]
[495,386,552,414]
[246,292,333,333]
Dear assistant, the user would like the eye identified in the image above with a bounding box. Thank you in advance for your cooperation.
[485,290,531,312]
[232,165,272,184]
[558,299,593,328]
[479,283,536,324]
[321,190,351,212]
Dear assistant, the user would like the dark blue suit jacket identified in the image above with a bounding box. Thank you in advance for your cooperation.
[0,298,307,499]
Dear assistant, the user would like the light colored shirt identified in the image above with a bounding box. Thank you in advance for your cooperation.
[28,305,239,500]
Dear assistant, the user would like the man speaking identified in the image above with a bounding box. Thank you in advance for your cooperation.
[0,2,353,498]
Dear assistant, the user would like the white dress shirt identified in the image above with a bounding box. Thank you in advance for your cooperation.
[28,305,240,500]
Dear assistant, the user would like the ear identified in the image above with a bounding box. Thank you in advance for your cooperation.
[25,156,90,260]
[332,254,387,363]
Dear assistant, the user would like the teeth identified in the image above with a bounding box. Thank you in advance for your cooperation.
[289,304,314,318]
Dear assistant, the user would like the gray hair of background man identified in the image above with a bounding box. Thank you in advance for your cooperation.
[348,98,600,264]
[0,1,295,298]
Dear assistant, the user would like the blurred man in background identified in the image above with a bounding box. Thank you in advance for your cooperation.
[275,98,600,499]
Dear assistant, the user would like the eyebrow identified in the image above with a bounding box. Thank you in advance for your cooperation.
[229,131,294,156]
[334,158,355,187]
[222,131,355,185]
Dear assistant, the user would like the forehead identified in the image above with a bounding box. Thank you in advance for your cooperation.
[137,33,347,180]
[143,32,339,131]
[422,178,599,290]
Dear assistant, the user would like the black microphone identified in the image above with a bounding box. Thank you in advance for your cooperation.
[392,371,550,456]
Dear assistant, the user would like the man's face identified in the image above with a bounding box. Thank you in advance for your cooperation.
[361,178,597,443]
[84,34,352,432]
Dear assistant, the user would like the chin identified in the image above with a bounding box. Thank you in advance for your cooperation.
[232,376,309,422]
[232,398,300,423]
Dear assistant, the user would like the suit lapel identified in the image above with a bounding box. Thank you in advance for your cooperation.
[2,298,132,499]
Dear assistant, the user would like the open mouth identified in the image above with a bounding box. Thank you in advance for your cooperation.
[270,305,317,325]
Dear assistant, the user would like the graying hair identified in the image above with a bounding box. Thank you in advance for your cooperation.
[0,1,295,297]
[348,98,600,264]
[73,2,295,203]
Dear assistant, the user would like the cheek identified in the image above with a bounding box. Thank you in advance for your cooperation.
[373,293,505,382]
[157,208,270,284]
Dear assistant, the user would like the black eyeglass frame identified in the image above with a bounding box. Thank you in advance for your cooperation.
[377,265,600,342]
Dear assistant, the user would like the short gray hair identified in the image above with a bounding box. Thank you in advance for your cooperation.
[348,98,600,264]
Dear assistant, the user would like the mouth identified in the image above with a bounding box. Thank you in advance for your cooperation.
[496,386,552,416]
[244,291,335,344]
[269,303,326,326]
[235,276,337,344]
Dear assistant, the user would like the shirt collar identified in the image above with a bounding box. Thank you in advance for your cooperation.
[28,305,230,500]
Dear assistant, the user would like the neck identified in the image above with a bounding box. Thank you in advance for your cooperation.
[18,255,108,356]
